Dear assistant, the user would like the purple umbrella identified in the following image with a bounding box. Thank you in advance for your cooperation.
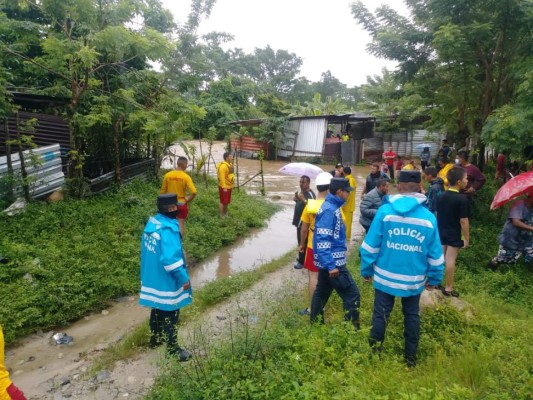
[278,162,324,179]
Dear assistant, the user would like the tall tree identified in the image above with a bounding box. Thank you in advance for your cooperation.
[352,0,532,164]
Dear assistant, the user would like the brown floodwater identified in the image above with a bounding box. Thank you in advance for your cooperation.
[8,141,370,398]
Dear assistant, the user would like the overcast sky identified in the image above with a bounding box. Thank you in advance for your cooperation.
[160,0,408,87]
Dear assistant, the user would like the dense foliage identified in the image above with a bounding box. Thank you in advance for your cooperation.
[0,177,277,343]
[148,177,533,399]
[352,0,533,158]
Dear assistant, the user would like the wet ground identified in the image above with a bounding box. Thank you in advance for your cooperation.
[7,141,370,398]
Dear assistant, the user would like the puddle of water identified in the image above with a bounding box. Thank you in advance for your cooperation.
[190,207,296,284]
[8,141,371,397]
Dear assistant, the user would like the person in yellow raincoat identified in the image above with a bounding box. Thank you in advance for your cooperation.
[298,172,333,315]
[437,157,454,188]
[1,325,27,400]
[341,166,357,240]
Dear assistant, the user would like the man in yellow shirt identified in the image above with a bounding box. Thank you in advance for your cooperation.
[437,157,454,188]
[298,172,332,315]
[160,156,197,235]
[341,166,357,240]
[1,325,27,400]
[217,152,235,217]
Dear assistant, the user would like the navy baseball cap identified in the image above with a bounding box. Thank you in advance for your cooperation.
[330,178,353,192]
[399,170,421,183]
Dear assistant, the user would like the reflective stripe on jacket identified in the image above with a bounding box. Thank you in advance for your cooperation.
[360,193,444,297]
[139,214,192,311]
[313,194,347,271]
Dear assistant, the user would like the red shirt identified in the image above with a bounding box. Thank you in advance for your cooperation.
[383,151,396,166]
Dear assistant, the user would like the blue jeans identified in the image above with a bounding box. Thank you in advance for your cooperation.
[369,289,420,361]
[310,266,360,325]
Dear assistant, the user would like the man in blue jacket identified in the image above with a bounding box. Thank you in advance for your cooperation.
[139,193,193,361]
[360,171,444,367]
[311,178,360,329]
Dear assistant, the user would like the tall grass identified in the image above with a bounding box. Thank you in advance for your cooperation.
[148,176,533,399]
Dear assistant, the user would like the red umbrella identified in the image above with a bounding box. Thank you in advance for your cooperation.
[490,170,533,210]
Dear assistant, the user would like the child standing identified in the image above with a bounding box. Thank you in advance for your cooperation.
[424,167,444,214]
[436,167,470,297]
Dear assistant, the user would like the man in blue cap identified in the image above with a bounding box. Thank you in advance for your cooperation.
[360,170,444,367]
[310,178,360,329]
[139,193,192,361]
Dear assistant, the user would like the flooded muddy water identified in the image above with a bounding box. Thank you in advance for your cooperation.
[8,141,371,398]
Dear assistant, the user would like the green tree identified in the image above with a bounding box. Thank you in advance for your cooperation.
[290,93,348,116]
[482,67,533,160]
[351,0,532,164]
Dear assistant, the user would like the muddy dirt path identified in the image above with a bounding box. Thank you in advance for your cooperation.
[7,141,369,399]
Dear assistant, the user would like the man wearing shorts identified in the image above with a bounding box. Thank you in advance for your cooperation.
[217,152,235,217]
[298,172,332,315]
[160,156,197,236]
[436,167,470,297]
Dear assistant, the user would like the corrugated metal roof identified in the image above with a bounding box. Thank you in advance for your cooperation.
[289,113,375,122]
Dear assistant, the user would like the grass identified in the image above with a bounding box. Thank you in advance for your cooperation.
[91,248,297,371]
[0,176,279,344]
[147,176,533,399]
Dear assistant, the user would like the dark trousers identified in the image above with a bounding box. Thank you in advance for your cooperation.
[310,266,360,324]
[421,161,429,170]
[149,308,180,353]
[296,226,306,265]
[389,165,395,182]
[369,289,420,361]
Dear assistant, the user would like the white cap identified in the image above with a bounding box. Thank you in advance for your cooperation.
[316,172,332,186]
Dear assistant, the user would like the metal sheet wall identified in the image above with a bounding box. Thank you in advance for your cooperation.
[277,120,300,158]
[293,118,327,157]
[0,144,65,199]
[381,130,443,158]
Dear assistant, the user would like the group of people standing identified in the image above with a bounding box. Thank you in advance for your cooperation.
[290,140,529,367]
[292,165,446,367]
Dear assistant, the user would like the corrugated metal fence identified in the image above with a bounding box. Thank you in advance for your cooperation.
[0,112,70,169]
[382,130,443,158]
[0,144,65,199]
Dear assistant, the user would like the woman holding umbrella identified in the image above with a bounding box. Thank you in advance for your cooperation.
[488,190,533,269]
[420,147,431,170]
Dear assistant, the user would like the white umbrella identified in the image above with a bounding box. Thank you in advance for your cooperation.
[414,143,433,150]
[278,162,324,179]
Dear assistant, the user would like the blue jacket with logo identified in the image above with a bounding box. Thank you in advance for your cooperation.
[139,214,192,311]
[313,194,347,271]
[360,193,444,297]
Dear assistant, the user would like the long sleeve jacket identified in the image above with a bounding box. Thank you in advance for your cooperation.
[139,214,192,311]
[359,187,385,227]
[360,193,444,297]
[313,194,347,271]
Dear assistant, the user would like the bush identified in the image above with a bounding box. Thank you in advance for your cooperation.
[0,177,278,343]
